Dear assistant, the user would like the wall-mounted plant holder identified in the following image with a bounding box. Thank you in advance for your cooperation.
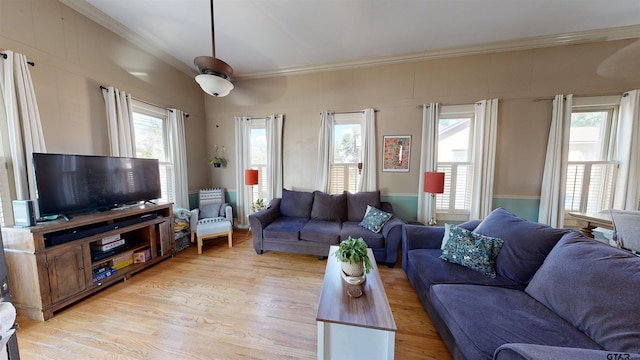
[209,145,228,168]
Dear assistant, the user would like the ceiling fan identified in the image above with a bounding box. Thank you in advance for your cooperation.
[194,0,234,97]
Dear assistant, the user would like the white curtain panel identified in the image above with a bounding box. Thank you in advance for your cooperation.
[234,116,252,227]
[470,99,498,220]
[315,111,334,192]
[0,50,46,221]
[417,103,439,224]
[168,108,189,209]
[538,94,573,227]
[102,86,134,157]
[358,108,377,192]
[266,114,283,199]
[613,89,640,210]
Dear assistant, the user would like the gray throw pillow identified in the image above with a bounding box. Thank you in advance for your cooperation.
[200,204,221,219]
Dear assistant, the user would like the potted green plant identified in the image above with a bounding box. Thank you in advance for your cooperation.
[209,145,228,168]
[251,198,266,212]
[334,236,372,276]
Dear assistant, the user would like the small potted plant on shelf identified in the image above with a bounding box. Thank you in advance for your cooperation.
[334,236,372,276]
[209,145,228,168]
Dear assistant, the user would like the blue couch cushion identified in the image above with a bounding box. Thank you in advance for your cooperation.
[300,219,341,244]
[525,232,640,353]
[310,191,346,222]
[345,190,381,222]
[280,189,314,218]
[341,221,385,249]
[430,284,603,360]
[409,249,522,290]
[473,207,568,284]
[440,224,504,278]
[263,216,308,241]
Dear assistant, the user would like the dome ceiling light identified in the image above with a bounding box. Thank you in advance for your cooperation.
[194,0,233,97]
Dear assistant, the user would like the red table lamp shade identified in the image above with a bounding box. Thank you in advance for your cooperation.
[245,169,259,186]
[424,172,445,194]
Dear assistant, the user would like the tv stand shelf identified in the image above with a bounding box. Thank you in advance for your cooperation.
[1,203,174,321]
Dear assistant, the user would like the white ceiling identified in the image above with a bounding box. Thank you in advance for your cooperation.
[63,0,640,79]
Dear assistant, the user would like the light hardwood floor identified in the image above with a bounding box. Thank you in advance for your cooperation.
[15,230,451,359]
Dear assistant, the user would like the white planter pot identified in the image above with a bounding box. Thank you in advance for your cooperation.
[341,261,364,277]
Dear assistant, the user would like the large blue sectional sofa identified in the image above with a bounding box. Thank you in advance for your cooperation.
[249,189,404,267]
[403,208,640,360]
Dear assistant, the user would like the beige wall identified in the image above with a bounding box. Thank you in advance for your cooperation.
[2,0,639,204]
[207,39,640,200]
[0,0,210,193]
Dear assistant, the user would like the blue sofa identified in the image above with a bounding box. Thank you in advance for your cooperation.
[249,189,404,267]
[402,208,640,360]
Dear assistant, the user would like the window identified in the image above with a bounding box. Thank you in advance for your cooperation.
[436,105,475,219]
[132,100,173,204]
[565,97,618,214]
[329,114,361,194]
[250,119,267,202]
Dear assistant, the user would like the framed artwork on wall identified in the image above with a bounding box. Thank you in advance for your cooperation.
[382,135,411,172]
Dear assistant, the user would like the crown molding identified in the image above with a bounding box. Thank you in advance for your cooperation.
[238,24,640,79]
[60,0,196,77]
[60,0,640,81]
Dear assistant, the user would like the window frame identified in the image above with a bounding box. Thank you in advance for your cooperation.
[436,104,476,222]
[131,100,173,204]
[563,96,619,219]
[329,113,362,194]
[249,119,267,202]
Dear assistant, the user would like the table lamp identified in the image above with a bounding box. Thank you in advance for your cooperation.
[424,171,445,226]
[245,169,259,211]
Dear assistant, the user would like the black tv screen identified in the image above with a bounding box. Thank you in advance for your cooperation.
[32,153,162,217]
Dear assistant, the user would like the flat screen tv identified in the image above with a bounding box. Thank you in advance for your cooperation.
[32,153,162,218]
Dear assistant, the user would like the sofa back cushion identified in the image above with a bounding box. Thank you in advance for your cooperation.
[310,191,347,222]
[280,189,314,218]
[345,190,381,222]
[473,208,568,284]
[525,232,640,353]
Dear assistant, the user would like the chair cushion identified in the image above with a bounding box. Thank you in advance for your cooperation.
[359,205,392,233]
[263,216,308,241]
[341,222,385,249]
[472,207,568,284]
[310,191,346,222]
[200,204,221,219]
[345,190,381,222]
[440,224,504,278]
[280,189,314,218]
[525,232,640,353]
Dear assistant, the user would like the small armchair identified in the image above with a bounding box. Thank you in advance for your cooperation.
[190,188,233,254]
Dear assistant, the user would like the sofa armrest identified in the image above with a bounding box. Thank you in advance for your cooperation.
[248,198,281,254]
[380,216,404,267]
[494,343,640,360]
[190,208,199,235]
[224,205,233,224]
[402,224,445,272]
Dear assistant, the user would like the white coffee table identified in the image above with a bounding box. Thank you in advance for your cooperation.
[316,246,397,360]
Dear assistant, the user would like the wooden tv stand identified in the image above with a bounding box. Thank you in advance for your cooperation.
[1,203,174,321]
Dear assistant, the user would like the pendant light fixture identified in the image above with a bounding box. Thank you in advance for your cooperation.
[194,0,234,97]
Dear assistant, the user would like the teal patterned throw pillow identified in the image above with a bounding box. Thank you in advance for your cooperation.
[359,205,392,233]
[440,224,504,278]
